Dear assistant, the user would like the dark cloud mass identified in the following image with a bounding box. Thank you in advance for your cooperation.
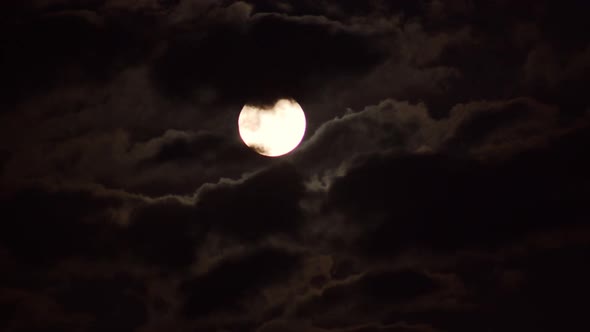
[0,1,589,331]
[152,7,385,107]
[181,246,301,318]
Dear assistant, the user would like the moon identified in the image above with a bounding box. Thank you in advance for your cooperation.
[238,99,306,157]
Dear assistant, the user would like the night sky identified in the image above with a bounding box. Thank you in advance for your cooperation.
[1,1,590,331]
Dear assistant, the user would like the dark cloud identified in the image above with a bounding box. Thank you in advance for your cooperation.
[378,241,590,332]
[296,268,440,328]
[342,324,436,332]
[443,102,531,151]
[324,123,589,256]
[356,270,439,303]
[124,199,204,269]
[0,288,84,332]
[149,134,222,164]
[294,97,563,181]
[0,186,125,263]
[56,277,147,331]
[181,246,301,318]
[54,274,148,332]
[228,0,386,21]
[0,8,156,110]
[501,244,590,331]
[145,131,258,167]
[1,1,589,331]
[151,8,386,107]
[441,98,560,156]
[422,0,590,116]
[197,162,306,240]
[132,131,264,195]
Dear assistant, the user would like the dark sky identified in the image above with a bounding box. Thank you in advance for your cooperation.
[1,1,590,331]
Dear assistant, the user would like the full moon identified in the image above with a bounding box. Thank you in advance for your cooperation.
[238,99,306,157]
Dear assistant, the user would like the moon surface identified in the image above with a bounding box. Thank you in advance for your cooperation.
[238,99,306,157]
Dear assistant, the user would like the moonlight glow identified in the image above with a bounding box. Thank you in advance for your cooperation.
[238,99,306,157]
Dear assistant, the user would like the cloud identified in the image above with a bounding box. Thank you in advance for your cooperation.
[1,124,263,196]
[257,320,438,332]
[294,100,442,169]
[293,96,567,189]
[522,42,590,113]
[0,288,88,332]
[0,7,155,109]
[1,2,589,332]
[55,274,148,332]
[181,246,302,318]
[0,186,129,263]
[124,199,205,268]
[151,4,387,107]
[294,268,442,328]
[443,97,561,157]
[339,323,438,332]
[321,122,590,256]
[196,162,306,241]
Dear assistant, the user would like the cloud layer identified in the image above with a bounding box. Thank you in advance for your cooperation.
[1,1,589,332]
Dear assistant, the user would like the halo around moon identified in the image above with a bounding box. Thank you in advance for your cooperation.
[238,99,306,157]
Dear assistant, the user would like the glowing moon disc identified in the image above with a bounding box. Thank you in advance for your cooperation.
[238,99,306,157]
